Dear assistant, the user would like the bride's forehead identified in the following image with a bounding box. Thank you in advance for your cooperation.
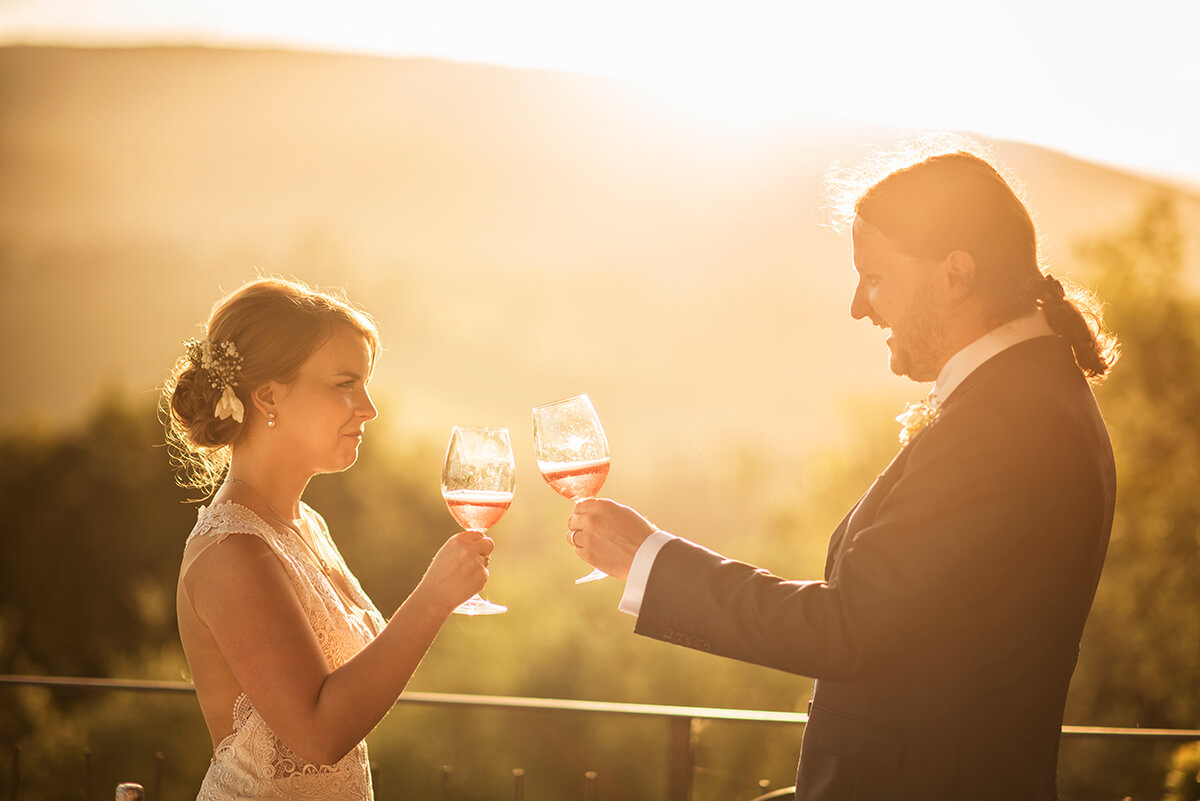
[301,327,372,370]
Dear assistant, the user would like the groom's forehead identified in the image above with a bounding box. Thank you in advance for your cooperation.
[851,218,885,267]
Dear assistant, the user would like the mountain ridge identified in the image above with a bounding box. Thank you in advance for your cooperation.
[2,45,1197,479]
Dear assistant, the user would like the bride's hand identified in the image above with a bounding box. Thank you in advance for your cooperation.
[415,530,495,614]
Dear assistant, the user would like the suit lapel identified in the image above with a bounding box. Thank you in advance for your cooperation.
[822,338,1060,577]
[825,444,916,576]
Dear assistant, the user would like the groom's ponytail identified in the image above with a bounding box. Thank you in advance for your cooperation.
[1037,275,1120,381]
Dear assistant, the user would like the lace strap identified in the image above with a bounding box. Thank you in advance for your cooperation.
[180,502,288,583]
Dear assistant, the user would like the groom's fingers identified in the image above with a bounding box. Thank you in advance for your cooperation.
[566,498,601,535]
[565,499,649,581]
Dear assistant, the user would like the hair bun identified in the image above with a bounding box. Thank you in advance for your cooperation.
[169,365,241,449]
[162,276,380,495]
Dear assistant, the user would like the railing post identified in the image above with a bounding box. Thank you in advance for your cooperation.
[9,744,20,801]
[152,751,164,799]
[666,716,694,801]
[583,770,597,801]
[82,747,92,801]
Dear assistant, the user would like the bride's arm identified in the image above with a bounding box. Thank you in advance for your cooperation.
[183,529,492,765]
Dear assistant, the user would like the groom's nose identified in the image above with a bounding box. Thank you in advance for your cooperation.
[850,280,873,321]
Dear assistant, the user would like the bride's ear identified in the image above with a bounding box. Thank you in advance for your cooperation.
[250,383,278,423]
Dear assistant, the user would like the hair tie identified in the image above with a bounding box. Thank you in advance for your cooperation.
[184,337,245,423]
[1043,275,1066,302]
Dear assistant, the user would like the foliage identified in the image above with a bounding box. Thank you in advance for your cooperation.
[1163,742,1200,801]
[2,195,1198,799]
[0,391,812,799]
[1059,194,1200,800]
[0,389,194,680]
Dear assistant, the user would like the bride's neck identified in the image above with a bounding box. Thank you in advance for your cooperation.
[224,452,311,521]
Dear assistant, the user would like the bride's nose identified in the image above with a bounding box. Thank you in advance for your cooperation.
[357,387,378,421]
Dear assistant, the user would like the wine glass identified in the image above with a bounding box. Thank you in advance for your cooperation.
[531,393,611,584]
[441,426,515,615]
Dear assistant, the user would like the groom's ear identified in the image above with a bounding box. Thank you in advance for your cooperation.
[942,249,977,302]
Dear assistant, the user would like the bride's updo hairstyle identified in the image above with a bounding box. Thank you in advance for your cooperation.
[162,277,380,493]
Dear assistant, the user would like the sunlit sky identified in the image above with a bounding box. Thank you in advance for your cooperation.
[3,0,1200,188]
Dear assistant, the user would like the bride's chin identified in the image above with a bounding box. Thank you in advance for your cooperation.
[334,451,361,472]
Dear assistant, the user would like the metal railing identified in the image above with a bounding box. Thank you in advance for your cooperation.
[4,674,1200,800]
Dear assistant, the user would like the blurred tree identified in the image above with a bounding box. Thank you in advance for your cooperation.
[1163,742,1200,801]
[3,194,1198,799]
[0,390,193,680]
[1060,193,1200,799]
[0,392,456,799]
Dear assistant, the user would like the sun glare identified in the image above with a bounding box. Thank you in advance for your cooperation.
[2,0,1198,184]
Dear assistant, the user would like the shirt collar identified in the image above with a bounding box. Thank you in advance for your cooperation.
[931,310,1055,406]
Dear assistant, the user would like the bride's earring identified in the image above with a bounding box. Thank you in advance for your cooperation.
[267,412,276,429]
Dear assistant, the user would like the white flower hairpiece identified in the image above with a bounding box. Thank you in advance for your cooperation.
[184,337,245,423]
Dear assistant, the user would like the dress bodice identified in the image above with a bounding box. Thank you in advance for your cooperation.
[180,502,387,801]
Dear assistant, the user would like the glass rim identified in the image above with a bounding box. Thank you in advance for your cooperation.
[449,425,511,434]
[531,392,592,411]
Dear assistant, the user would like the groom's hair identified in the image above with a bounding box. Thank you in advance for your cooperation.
[856,151,1119,381]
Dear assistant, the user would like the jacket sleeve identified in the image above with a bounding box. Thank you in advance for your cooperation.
[633,388,1108,682]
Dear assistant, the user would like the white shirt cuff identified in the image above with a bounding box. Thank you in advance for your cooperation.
[618,530,676,617]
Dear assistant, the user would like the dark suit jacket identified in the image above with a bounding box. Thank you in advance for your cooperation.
[635,336,1116,800]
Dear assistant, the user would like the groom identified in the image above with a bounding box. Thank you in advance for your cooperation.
[567,151,1118,800]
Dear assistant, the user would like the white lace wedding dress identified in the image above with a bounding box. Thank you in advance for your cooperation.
[179,502,387,801]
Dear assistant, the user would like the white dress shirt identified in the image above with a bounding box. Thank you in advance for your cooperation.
[618,310,1057,617]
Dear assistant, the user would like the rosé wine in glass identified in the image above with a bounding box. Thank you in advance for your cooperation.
[441,426,515,615]
[443,489,515,532]
[531,394,611,584]
[538,457,611,501]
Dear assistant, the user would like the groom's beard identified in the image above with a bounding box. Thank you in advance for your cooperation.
[888,284,951,383]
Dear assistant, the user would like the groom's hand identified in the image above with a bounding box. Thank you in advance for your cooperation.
[566,499,656,581]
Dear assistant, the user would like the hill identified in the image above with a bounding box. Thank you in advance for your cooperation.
[2,45,1198,486]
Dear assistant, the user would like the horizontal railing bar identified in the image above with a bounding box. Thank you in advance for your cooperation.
[1060,725,1200,740]
[0,674,806,723]
[399,691,808,722]
[5,674,1200,740]
[0,675,197,694]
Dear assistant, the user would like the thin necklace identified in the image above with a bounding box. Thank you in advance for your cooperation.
[223,476,332,575]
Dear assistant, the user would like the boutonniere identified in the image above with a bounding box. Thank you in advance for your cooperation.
[895,394,941,447]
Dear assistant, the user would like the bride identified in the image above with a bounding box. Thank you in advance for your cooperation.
[164,277,493,799]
